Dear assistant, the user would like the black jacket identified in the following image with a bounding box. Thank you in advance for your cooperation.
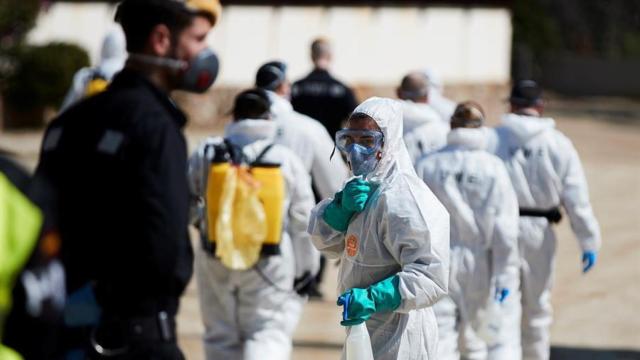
[36,69,193,318]
[291,69,358,139]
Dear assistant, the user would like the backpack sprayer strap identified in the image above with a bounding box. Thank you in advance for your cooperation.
[206,140,275,165]
[252,143,275,165]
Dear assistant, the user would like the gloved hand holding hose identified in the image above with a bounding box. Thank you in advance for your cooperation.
[323,178,372,232]
[337,275,402,326]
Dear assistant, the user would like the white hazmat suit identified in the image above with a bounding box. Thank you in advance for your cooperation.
[416,127,520,360]
[487,113,602,360]
[189,119,319,360]
[308,97,450,360]
[268,91,349,199]
[399,100,449,165]
[61,27,127,111]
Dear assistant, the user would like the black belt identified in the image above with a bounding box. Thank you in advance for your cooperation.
[519,207,562,224]
[90,312,176,357]
[98,312,176,342]
[201,236,280,257]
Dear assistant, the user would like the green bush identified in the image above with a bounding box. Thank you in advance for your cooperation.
[3,42,90,111]
[0,0,41,84]
[0,0,40,46]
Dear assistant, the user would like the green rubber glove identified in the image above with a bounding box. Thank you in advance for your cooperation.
[337,275,402,326]
[342,178,372,212]
[322,191,355,232]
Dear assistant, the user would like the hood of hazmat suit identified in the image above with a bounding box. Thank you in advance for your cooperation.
[308,97,450,360]
[98,26,127,81]
[59,27,127,112]
[416,127,519,331]
[399,100,449,165]
[422,68,456,123]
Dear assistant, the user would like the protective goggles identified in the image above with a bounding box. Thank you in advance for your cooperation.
[335,129,384,155]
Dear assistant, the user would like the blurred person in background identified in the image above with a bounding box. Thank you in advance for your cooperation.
[188,89,318,359]
[396,71,449,165]
[415,102,521,360]
[308,97,450,359]
[487,80,602,360]
[256,60,348,299]
[60,26,127,112]
[423,68,456,123]
[0,152,65,360]
[35,0,221,358]
[291,38,358,139]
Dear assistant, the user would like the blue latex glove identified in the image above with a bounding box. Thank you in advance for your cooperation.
[337,275,402,326]
[582,251,597,273]
[322,191,355,232]
[342,178,372,212]
[495,288,510,303]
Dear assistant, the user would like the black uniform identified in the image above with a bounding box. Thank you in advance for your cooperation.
[36,69,193,358]
[291,69,358,139]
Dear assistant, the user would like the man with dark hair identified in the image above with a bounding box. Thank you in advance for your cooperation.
[256,60,348,299]
[231,88,271,120]
[416,102,520,360]
[255,60,347,202]
[188,89,317,359]
[487,80,601,360]
[36,0,221,358]
[291,38,358,139]
[396,71,449,165]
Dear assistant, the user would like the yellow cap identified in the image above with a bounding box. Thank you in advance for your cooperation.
[185,0,222,26]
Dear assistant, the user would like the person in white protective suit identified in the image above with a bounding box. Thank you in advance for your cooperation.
[396,71,449,165]
[256,60,349,298]
[255,60,349,199]
[60,26,127,111]
[486,80,602,360]
[308,97,450,360]
[423,68,456,123]
[415,101,521,360]
[188,89,320,360]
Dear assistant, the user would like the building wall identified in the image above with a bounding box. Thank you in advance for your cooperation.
[27,3,512,87]
[27,3,120,64]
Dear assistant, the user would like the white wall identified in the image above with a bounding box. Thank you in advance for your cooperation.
[27,4,512,87]
[27,3,120,65]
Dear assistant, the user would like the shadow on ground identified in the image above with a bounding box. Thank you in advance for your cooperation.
[551,346,640,360]
[293,340,342,350]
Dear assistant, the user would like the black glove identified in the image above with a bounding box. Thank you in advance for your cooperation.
[293,271,315,296]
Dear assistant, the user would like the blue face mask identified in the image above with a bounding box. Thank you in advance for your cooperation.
[334,129,383,177]
[346,143,380,177]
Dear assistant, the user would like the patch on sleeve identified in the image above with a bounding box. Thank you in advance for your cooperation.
[346,234,359,257]
[97,130,124,155]
[42,127,63,152]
